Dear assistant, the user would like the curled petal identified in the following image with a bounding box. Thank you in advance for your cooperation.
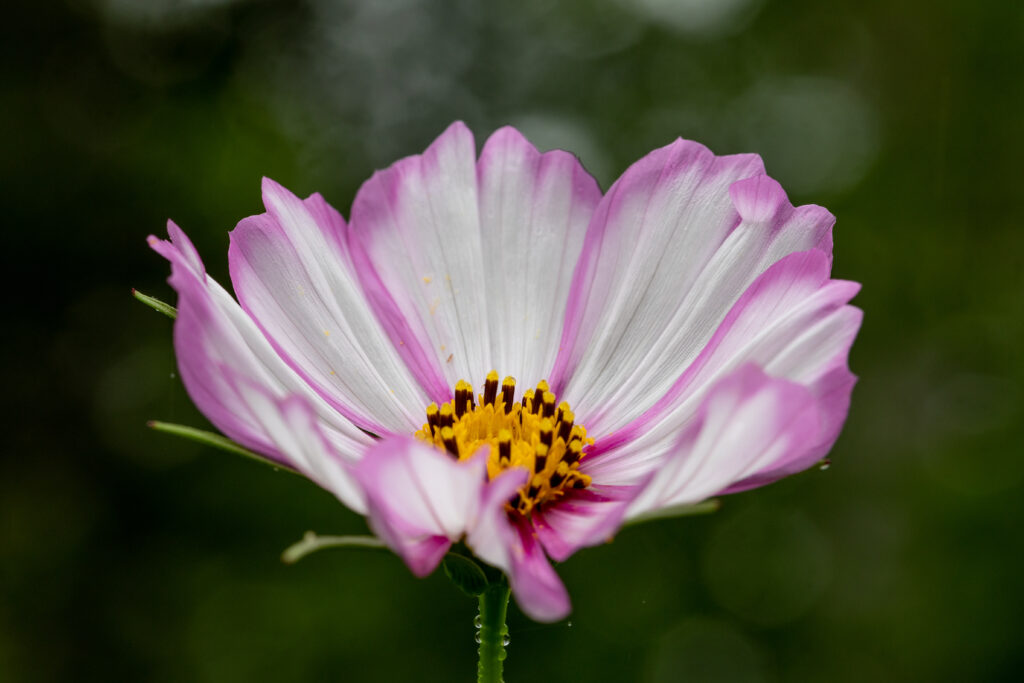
[585,249,859,486]
[466,471,571,622]
[531,484,637,562]
[626,365,821,519]
[552,141,835,438]
[354,436,488,577]
[223,377,367,514]
[148,223,373,473]
[229,180,442,434]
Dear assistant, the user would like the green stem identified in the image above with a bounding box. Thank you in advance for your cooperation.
[477,580,510,683]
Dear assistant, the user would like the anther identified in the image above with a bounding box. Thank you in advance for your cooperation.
[534,442,549,473]
[539,418,554,448]
[498,429,512,462]
[557,409,574,443]
[550,461,569,487]
[501,376,516,414]
[439,402,454,429]
[527,474,544,499]
[426,403,440,433]
[522,389,535,414]
[454,380,472,418]
[483,370,499,405]
[565,440,583,465]
[555,401,570,423]
[441,426,459,458]
[541,391,556,419]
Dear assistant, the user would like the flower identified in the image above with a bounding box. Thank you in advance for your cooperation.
[148,122,861,622]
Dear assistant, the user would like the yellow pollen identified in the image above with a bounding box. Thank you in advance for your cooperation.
[414,372,594,516]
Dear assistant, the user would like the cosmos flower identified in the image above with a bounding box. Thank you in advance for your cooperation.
[148,122,861,622]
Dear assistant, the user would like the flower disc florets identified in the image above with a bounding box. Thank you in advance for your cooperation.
[414,371,593,516]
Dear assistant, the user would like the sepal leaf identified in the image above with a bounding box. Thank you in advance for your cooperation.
[443,552,490,597]
[132,289,178,319]
[147,420,299,475]
[281,531,387,564]
[625,499,721,527]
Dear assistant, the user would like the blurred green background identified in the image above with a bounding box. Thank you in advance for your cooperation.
[4,0,1023,681]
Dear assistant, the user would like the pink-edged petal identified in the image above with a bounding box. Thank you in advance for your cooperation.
[477,126,601,385]
[223,376,367,514]
[348,122,491,388]
[148,223,373,470]
[353,436,488,577]
[229,179,444,435]
[506,519,572,623]
[551,141,836,438]
[466,472,571,622]
[585,249,860,486]
[531,483,637,562]
[626,365,821,519]
[348,122,602,390]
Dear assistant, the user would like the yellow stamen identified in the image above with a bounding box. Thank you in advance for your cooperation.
[413,371,594,516]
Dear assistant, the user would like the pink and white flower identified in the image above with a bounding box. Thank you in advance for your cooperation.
[149,122,861,623]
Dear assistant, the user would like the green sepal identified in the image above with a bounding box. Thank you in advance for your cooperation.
[148,420,300,476]
[281,532,387,564]
[443,552,490,597]
[133,289,178,319]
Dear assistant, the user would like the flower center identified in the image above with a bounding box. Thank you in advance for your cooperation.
[414,371,593,516]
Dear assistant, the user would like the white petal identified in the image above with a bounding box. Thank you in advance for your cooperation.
[551,143,833,438]
[626,365,820,518]
[230,181,441,435]
[149,223,373,469]
[349,122,490,387]
[477,127,601,385]
[348,123,601,389]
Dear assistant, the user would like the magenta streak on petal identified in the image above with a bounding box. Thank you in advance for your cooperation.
[718,314,862,494]
[475,126,602,387]
[587,249,850,459]
[148,226,288,463]
[507,516,572,623]
[355,450,456,576]
[531,483,637,562]
[228,210,393,436]
[354,436,488,578]
[548,141,765,395]
[347,122,488,388]
[347,228,453,405]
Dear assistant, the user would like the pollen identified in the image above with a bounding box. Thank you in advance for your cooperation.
[414,371,593,516]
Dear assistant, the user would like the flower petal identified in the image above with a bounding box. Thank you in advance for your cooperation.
[466,471,572,622]
[530,483,637,562]
[626,365,821,518]
[348,122,490,387]
[353,436,488,577]
[148,223,373,471]
[550,141,834,438]
[229,180,443,435]
[223,377,367,514]
[584,249,859,486]
[477,126,601,385]
[348,122,601,389]
[505,520,572,623]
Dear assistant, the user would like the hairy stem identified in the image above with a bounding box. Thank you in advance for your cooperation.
[477,580,510,683]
